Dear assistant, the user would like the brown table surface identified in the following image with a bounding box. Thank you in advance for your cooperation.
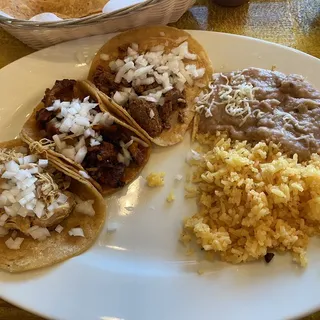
[0,0,320,319]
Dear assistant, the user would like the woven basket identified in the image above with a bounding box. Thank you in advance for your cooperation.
[0,0,195,50]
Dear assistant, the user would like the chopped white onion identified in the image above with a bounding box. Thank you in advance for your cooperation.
[17,206,29,218]
[70,123,85,136]
[90,138,100,147]
[113,91,129,106]
[55,224,64,233]
[186,149,202,162]
[53,134,63,150]
[15,169,32,181]
[26,200,36,211]
[75,116,90,127]
[115,61,135,83]
[23,155,37,164]
[28,167,39,174]
[5,237,24,249]
[79,170,90,179]
[5,160,19,173]
[75,146,87,164]
[92,113,103,125]
[3,191,16,204]
[123,69,135,83]
[179,61,193,86]
[84,128,95,138]
[47,201,59,212]
[75,200,95,216]
[68,227,85,237]
[75,136,86,152]
[115,59,125,68]
[133,65,154,78]
[124,140,134,149]
[28,226,50,240]
[127,47,137,57]
[23,177,37,188]
[2,171,17,179]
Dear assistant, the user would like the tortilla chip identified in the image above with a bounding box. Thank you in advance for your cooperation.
[87,26,214,147]
[20,80,151,196]
[0,139,106,273]
[0,0,107,20]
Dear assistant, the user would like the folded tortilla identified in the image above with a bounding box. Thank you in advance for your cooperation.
[87,26,214,146]
[0,139,106,273]
[20,80,151,196]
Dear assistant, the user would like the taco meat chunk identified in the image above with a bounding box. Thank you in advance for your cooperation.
[84,142,126,188]
[36,108,56,128]
[164,88,187,111]
[160,89,187,128]
[128,142,145,166]
[93,65,129,97]
[96,165,125,188]
[83,142,126,188]
[118,44,129,59]
[96,124,131,145]
[134,82,159,95]
[85,142,118,166]
[126,99,162,137]
[42,79,77,108]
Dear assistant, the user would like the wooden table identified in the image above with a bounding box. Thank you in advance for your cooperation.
[0,0,319,319]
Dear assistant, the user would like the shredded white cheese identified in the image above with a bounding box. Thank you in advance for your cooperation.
[195,71,257,126]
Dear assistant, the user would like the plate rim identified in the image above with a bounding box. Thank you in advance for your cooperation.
[0,30,320,320]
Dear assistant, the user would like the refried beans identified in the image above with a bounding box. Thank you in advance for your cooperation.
[196,67,320,160]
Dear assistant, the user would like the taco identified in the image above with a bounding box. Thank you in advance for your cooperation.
[0,139,106,273]
[20,79,151,196]
[87,25,214,146]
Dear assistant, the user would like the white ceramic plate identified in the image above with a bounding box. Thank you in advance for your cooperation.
[0,31,320,320]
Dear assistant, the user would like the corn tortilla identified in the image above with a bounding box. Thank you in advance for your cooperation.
[87,26,214,146]
[20,80,151,196]
[0,139,106,273]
